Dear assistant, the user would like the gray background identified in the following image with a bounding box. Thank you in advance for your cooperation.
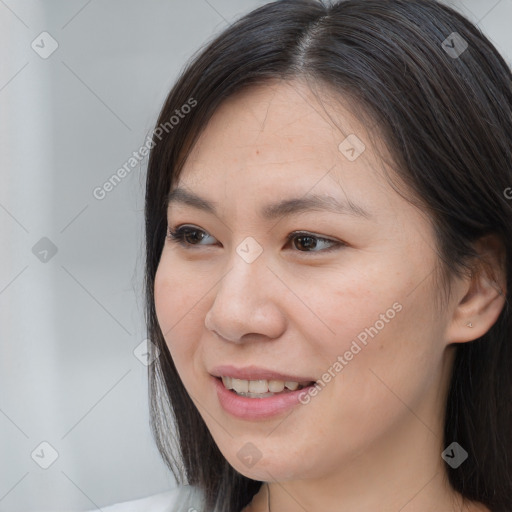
[1,1,511,511]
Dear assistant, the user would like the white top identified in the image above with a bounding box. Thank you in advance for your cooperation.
[83,485,207,512]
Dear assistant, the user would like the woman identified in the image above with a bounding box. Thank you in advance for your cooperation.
[103,0,512,511]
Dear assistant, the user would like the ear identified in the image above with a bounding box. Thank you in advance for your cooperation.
[445,234,507,344]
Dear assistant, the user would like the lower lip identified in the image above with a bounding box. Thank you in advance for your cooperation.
[212,376,314,420]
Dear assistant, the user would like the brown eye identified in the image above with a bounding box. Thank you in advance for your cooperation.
[293,235,318,251]
[286,232,344,253]
[167,226,217,248]
[167,226,345,254]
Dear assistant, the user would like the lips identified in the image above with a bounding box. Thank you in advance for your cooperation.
[209,364,316,384]
[208,364,318,419]
[211,374,316,419]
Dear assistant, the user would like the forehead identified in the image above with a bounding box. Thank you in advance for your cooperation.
[174,80,416,227]
[181,80,384,186]
[187,80,368,163]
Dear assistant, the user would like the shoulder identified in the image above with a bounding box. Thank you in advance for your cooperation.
[83,485,206,512]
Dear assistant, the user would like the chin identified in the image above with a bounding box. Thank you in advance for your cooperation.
[221,441,314,482]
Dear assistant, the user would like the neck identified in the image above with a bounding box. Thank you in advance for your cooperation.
[245,415,487,512]
[241,348,488,512]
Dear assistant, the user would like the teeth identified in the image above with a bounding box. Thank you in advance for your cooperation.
[221,377,309,395]
[221,376,233,390]
[238,392,275,398]
[268,380,285,393]
[248,380,268,393]
[232,378,249,393]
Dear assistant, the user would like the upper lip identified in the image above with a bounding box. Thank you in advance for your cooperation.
[210,364,316,384]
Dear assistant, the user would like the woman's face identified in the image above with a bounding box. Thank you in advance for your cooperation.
[154,80,457,483]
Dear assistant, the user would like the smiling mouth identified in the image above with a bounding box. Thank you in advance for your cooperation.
[217,376,315,398]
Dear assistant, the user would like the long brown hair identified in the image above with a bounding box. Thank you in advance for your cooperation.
[144,1,512,510]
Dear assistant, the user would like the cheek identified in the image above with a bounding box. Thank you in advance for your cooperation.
[287,262,403,361]
[154,258,204,369]
[297,262,442,412]
[308,248,436,356]
[321,297,442,440]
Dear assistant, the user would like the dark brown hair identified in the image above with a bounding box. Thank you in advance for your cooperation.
[144,1,512,510]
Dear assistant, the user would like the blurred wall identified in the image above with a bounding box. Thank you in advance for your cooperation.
[0,1,511,511]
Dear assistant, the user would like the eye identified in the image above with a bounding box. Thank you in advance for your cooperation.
[167,225,345,253]
[286,231,344,253]
[167,225,217,247]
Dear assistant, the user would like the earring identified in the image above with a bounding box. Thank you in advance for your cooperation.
[466,321,473,328]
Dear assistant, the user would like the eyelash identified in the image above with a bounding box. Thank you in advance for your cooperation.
[166,225,345,254]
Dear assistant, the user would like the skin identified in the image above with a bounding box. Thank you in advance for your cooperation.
[154,79,505,512]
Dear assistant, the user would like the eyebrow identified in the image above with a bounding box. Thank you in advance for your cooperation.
[166,187,372,221]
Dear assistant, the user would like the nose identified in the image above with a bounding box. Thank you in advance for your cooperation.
[204,250,287,343]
